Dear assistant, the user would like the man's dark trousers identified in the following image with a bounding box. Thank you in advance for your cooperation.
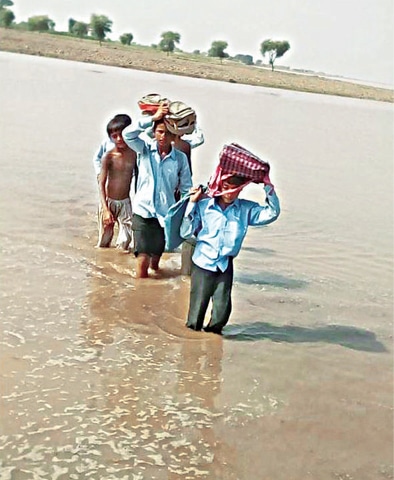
[186,258,233,332]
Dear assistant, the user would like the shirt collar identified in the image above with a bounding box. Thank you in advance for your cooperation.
[207,197,241,211]
[152,141,175,160]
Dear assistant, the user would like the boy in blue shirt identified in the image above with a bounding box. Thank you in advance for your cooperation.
[180,173,280,334]
[122,107,192,278]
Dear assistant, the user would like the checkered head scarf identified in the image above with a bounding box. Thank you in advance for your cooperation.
[207,143,270,197]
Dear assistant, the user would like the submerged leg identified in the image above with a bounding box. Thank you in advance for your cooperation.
[205,259,233,333]
[136,253,150,278]
[186,263,216,331]
[150,254,161,271]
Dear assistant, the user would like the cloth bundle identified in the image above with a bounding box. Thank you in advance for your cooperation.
[138,93,170,115]
[164,101,197,136]
[207,143,270,197]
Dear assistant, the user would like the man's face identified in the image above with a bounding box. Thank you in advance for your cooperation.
[154,122,175,151]
[110,130,127,149]
[220,180,241,204]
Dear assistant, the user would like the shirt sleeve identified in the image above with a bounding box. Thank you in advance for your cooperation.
[137,115,154,130]
[182,123,204,149]
[122,124,146,154]
[248,185,281,226]
[178,154,193,196]
[180,202,199,239]
[137,115,155,141]
[92,140,108,176]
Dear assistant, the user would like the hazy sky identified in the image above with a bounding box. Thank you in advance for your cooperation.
[12,0,394,86]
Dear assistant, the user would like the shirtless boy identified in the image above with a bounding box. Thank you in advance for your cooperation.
[97,115,137,251]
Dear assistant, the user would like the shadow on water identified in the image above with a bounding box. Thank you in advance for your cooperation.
[224,322,387,353]
[235,271,308,290]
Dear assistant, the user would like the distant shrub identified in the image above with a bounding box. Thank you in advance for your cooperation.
[120,33,133,45]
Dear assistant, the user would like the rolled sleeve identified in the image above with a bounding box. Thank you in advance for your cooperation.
[248,186,281,226]
[122,125,146,154]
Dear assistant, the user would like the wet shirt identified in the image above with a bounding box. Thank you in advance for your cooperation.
[180,186,280,272]
[123,125,192,227]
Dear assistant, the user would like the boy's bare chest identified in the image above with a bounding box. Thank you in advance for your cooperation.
[110,152,136,175]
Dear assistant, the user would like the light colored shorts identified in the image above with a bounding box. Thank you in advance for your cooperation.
[97,197,133,250]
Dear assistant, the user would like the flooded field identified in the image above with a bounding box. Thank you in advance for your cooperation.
[0,52,392,479]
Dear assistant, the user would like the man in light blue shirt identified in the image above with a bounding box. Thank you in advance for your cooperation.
[180,174,280,334]
[122,106,192,278]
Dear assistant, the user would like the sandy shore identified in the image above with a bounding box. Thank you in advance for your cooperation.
[1,28,393,103]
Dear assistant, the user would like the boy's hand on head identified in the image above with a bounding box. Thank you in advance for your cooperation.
[263,172,273,187]
[152,102,169,121]
[263,173,275,194]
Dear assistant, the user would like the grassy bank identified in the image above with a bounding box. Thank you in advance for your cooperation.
[1,28,392,103]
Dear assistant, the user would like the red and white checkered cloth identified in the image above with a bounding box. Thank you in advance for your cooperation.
[207,143,270,197]
[219,143,270,181]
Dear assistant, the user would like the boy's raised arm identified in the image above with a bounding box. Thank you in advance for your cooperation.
[122,124,146,154]
[183,123,205,149]
[248,182,280,226]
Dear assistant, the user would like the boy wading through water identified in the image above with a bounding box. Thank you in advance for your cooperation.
[122,105,192,278]
[97,115,137,251]
[180,172,280,334]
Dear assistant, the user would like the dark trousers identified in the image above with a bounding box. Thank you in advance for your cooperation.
[186,258,233,332]
[132,214,165,257]
[180,237,196,276]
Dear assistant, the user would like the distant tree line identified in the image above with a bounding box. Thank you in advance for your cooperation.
[0,1,291,70]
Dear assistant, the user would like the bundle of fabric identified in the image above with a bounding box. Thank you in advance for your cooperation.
[207,143,270,197]
[164,101,197,135]
[138,93,170,115]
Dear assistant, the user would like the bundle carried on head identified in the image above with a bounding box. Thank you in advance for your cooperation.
[138,93,170,115]
[208,143,271,197]
[164,101,197,136]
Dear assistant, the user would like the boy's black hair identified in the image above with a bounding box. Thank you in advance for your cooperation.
[107,114,132,137]
[226,175,248,186]
[153,118,174,135]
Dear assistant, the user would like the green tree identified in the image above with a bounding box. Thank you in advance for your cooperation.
[120,33,133,46]
[158,31,180,55]
[27,15,55,32]
[0,0,13,8]
[90,14,112,45]
[208,41,229,63]
[0,7,14,27]
[14,20,28,30]
[72,21,89,38]
[68,17,76,33]
[234,54,254,65]
[260,39,290,71]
